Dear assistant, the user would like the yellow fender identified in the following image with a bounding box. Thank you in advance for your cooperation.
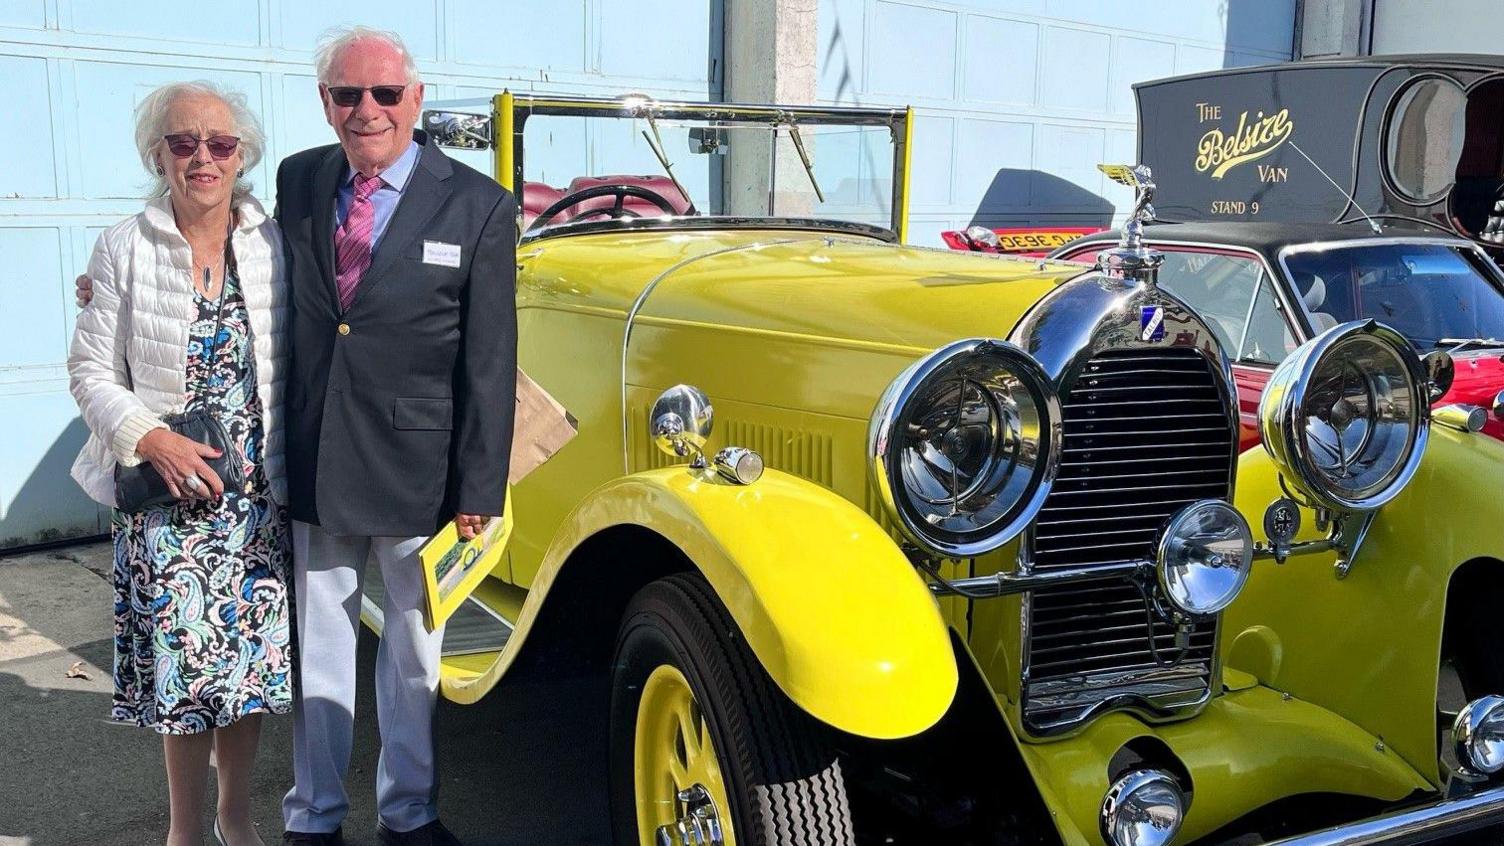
[1228,426,1504,783]
[446,466,959,740]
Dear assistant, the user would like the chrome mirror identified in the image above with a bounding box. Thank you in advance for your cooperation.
[1422,349,1455,403]
[422,111,492,150]
[651,385,714,466]
[688,126,728,155]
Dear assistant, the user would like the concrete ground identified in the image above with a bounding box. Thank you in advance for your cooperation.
[5,542,1503,846]
[0,541,610,846]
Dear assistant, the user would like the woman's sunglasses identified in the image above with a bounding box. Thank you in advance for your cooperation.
[326,85,406,108]
[163,134,240,160]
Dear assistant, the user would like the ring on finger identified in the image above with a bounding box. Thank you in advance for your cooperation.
[183,475,206,495]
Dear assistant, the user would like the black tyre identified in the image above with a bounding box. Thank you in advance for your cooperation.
[608,573,856,846]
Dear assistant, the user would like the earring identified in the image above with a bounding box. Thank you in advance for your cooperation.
[236,169,244,178]
[155,164,164,176]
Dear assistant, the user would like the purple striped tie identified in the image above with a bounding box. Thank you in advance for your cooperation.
[334,173,381,311]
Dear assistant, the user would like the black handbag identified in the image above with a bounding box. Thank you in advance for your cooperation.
[114,410,245,512]
[113,234,247,513]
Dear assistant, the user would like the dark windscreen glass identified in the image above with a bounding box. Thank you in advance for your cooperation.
[1284,243,1504,349]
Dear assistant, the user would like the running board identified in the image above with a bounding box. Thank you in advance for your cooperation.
[360,565,515,658]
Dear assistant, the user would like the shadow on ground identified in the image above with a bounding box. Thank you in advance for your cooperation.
[4,550,1502,846]
[0,549,609,846]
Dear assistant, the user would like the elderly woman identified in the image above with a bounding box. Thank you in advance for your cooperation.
[67,81,288,846]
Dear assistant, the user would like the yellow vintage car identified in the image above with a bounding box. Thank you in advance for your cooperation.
[396,93,1504,845]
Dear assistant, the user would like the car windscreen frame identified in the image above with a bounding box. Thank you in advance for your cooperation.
[495,92,913,244]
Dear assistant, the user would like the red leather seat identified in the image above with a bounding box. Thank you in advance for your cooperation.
[560,175,692,221]
[521,181,565,229]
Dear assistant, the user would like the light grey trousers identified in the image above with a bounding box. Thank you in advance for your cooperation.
[282,520,444,834]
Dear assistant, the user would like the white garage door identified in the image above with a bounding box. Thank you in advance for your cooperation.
[1371,0,1504,54]
[818,0,1296,246]
[0,0,722,549]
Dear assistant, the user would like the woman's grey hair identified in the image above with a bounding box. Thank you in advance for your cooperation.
[315,26,421,86]
[134,81,265,204]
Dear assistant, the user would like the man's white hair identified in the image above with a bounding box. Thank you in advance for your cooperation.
[315,25,421,86]
[133,80,265,203]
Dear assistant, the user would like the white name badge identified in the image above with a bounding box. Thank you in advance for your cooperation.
[423,240,462,268]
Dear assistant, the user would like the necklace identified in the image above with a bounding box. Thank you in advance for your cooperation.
[190,218,234,298]
[192,258,224,298]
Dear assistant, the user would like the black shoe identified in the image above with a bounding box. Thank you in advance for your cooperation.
[377,819,462,846]
[281,829,344,846]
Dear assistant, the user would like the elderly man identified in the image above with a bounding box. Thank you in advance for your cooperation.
[275,26,515,846]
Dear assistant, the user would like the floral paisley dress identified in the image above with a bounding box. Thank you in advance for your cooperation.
[110,267,293,734]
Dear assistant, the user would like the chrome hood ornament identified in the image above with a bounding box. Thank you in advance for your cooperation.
[1097,164,1164,287]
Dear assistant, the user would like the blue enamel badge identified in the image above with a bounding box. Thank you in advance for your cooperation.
[1140,306,1165,342]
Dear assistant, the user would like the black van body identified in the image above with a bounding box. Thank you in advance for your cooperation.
[1136,54,1504,251]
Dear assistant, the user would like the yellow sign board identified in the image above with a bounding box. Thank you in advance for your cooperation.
[417,487,513,632]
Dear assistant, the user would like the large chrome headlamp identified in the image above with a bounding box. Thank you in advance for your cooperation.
[1260,320,1430,512]
[870,339,1060,558]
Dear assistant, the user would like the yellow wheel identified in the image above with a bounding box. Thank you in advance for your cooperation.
[609,574,856,846]
[634,664,738,846]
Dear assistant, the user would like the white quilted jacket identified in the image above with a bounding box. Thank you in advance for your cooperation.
[68,195,288,507]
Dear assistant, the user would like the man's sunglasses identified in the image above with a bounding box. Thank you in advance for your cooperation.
[326,85,406,108]
[163,134,241,160]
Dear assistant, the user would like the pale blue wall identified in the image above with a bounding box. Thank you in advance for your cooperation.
[0,0,1296,548]
[0,0,721,548]
[818,0,1297,245]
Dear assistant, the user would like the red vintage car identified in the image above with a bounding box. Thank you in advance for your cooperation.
[1054,222,1504,449]
[947,53,1504,257]
[939,225,1101,256]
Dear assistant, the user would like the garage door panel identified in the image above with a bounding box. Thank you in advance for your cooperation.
[0,56,56,199]
[910,115,955,206]
[0,228,64,369]
[70,0,260,45]
[1041,26,1110,113]
[871,2,957,99]
[1111,37,1175,116]
[956,119,1033,211]
[73,61,267,200]
[0,0,45,28]
[1035,124,1107,211]
[281,1,438,59]
[453,1,586,72]
[599,0,715,83]
[963,16,1038,106]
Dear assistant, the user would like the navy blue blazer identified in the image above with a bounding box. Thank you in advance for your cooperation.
[275,131,517,537]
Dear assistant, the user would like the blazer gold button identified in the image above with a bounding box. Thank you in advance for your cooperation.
[337,323,350,335]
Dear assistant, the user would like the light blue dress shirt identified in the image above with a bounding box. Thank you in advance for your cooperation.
[335,139,421,250]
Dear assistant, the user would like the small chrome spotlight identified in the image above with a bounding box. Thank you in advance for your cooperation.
[1453,695,1504,776]
[1101,769,1186,846]
[1156,500,1254,617]
[713,447,764,485]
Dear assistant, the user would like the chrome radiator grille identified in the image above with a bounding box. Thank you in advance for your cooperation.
[1023,348,1235,733]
